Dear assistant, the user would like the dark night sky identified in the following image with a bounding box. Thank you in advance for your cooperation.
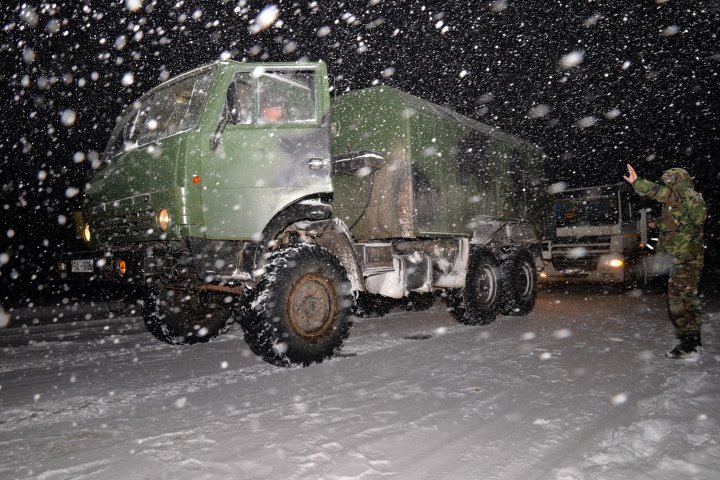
[1,0,719,297]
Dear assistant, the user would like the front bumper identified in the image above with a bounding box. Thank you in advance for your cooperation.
[539,257,626,284]
[55,248,169,286]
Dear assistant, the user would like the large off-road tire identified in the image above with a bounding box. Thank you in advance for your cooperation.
[445,247,499,325]
[444,288,466,322]
[241,244,353,367]
[94,284,136,313]
[142,287,236,345]
[497,247,537,316]
[351,292,394,318]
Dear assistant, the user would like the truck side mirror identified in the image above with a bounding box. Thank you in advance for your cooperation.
[210,128,223,151]
[225,81,240,124]
[210,88,235,151]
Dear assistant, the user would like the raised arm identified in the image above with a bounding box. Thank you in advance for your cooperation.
[624,164,679,207]
[623,163,637,184]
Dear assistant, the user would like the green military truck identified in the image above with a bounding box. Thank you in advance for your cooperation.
[58,60,549,366]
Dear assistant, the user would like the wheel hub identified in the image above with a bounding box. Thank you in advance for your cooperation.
[288,273,336,338]
[475,265,497,305]
[518,263,534,297]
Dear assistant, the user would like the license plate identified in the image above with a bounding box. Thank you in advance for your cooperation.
[71,259,94,273]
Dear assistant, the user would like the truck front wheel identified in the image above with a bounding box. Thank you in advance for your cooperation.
[142,287,235,345]
[497,247,537,316]
[446,247,499,325]
[241,244,353,367]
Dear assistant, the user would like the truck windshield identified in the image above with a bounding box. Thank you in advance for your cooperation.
[554,195,619,227]
[104,69,213,160]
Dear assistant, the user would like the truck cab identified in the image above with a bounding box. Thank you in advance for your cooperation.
[540,183,660,286]
[76,61,332,255]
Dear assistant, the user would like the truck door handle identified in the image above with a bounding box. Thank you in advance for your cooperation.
[307,157,329,170]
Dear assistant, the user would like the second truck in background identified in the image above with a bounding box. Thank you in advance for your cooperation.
[540,183,665,287]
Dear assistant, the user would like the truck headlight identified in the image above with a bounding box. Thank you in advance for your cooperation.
[156,208,170,232]
[607,259,624,268]
[117,259,127,277]
[83,223,92,243]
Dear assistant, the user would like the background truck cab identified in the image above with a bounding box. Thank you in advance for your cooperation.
[540,183,664,286]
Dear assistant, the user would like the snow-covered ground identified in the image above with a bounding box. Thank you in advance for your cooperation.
[1,288,719,480]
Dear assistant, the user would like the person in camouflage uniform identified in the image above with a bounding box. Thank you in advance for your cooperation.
[624,164,707,357]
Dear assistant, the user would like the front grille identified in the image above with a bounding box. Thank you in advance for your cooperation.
[551,235,611,244]
[552,256,600,271]
[551,234,612,258]
[552,243,610,254]
[94,208,156,242]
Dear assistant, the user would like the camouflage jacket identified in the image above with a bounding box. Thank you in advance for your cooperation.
[633,168,706,265]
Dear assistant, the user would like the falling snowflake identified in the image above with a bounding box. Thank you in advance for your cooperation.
[60,109,77,127]
[527,104,551,119]
[249,5,280,34]
[125,0,143,13]
[559,50,585,69]
[576,115,598,128]
[121,72,135,86]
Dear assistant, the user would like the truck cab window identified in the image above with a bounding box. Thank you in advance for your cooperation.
[554,194,619,227]
[257,70,316,124]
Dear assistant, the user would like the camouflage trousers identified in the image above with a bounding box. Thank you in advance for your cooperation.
[667,262,703,336]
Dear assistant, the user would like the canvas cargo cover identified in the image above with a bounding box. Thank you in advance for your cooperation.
[330,86,548,241]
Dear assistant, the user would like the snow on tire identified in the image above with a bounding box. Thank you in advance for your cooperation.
[241,244,353,367]
[497,246,537,316]
[446,247,499,325]
[142,287,235,345]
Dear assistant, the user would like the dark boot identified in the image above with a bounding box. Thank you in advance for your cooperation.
[667,333,702,358]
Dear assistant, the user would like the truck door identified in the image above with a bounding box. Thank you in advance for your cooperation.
[200,67,332,240]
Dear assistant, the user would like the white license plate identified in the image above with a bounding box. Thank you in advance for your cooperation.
[71,259,94,273]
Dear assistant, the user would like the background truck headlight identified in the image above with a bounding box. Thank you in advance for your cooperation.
[83,223,91,243]
[607,258,624,268]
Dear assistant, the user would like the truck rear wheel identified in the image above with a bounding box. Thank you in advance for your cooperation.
[142,287,235,345]
[241,244,353,367]
[445,247,499,325]
[497,247,537,316]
